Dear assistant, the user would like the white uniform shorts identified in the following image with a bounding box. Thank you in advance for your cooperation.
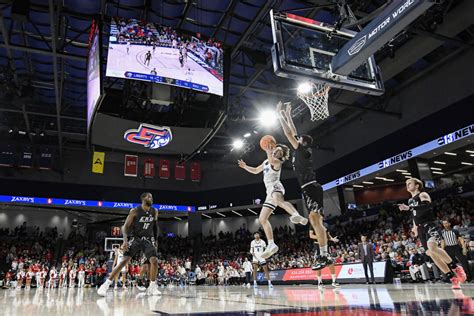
[263,182,285,210]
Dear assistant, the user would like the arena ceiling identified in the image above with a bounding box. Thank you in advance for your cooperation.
[0,0,473,169]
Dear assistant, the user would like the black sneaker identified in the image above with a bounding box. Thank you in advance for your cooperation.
[311,256,333,270]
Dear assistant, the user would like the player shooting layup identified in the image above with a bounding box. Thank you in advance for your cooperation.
[277,102,332,269]
[238,142,308,260]
[98,192,161,296]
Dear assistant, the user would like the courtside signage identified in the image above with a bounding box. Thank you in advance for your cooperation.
[323,124,473,190]
[0,195,195,212]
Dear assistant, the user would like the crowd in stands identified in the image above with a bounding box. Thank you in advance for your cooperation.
[0,194,472,289]
[111,18,224,75]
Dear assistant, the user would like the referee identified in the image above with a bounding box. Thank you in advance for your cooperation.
[441,219,471,282]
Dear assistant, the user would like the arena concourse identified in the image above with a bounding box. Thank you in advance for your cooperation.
[0,0,473,315]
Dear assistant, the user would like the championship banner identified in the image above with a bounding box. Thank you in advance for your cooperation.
[38,148,53,170]
[19,147,33,168]
[258,261,388,284]
[92,151,105,174]
[175,162,186,180]
[144,158,155,178]
[0,145,14,167]
[159,159,170,179]
[124,154,138,177]
[190,162,201,182]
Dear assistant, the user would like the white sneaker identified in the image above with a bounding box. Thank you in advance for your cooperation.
[268,282,273,288]
[332,282,340,288]
[290,214,308,225]
[246,283,251,288]
[261,243,279,259]
[137,285,147,292]
[318,282,324,289]
[253,283,258,289]
[97,280,111,297]
[147,282,161,296]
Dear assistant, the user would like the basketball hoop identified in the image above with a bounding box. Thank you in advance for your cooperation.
[297,82,331,121]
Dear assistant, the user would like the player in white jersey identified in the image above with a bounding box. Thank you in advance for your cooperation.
[126,40,131,55]
[113,245,129,290]
[250,232,272,288]
[239,142,308,260]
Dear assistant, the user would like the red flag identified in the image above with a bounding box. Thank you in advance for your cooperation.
[124,155,138,177]
[144,158,155,178]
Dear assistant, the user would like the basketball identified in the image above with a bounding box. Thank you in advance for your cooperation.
[260,135,276,150]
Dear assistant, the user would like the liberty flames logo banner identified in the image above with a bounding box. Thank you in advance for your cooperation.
[124,124,172,149]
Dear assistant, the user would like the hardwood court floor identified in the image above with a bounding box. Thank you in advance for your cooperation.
[0,283,473,315]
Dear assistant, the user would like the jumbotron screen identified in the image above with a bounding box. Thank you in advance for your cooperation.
[86,20,101,131]
[106,18,224,96]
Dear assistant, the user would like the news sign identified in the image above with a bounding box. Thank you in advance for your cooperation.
[0,195,195,212]
[323,124,474,190]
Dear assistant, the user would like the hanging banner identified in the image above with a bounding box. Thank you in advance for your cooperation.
[159,159,170,179]
[0,145,14,167]
[144,158,155,178]
[19,147,33,168]
[124,154,138,177]
[175,162,186,180]
[190,162,201,182]
[38,148,53,170]
[92,152,105,174]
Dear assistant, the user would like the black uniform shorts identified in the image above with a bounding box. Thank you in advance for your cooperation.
[418,222,441,249]
[301,181,324,216]
[124,237,157,260]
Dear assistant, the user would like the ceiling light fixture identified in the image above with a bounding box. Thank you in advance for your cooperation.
[232,210,243,217]
[461,162,473,166]
[430,167,442,171]
[362,181,374,185]
[396,169,408,173]
[353,184,364,188]
[243,133,251,138]
[432,171,444,175]
[444,152,457,156]
[246,208,258,215]
[216,212,226,217]
[202,214,212,219]
[232,139,244,149]
[174,217,182,221]
[433,161,446,165]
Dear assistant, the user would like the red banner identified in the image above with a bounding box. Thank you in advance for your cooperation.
[144,158,155,178]
[190,162,201,182]
[175,162,186,180]
[159,159,170,179]
[124,155,138,177]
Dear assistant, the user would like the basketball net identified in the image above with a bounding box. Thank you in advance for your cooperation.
[297,82,330,121]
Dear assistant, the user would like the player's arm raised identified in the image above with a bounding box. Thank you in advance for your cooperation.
[122,208,137,251]
[309,229,317,240]
[277,102,299,150]
[238,160,264,174]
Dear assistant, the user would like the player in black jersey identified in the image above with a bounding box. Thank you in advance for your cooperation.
[277,102,332,270]
[398,178,466,289]
[98,192,161,296]
[145,51,152,66]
